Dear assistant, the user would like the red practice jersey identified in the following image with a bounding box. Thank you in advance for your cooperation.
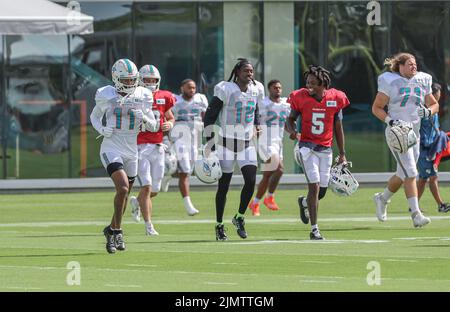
[287,88,350,147]
[137,90,175,145]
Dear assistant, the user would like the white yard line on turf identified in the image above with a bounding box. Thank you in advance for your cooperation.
[1,215,449,228]
[104,284,142,288]
[204,282,238,285]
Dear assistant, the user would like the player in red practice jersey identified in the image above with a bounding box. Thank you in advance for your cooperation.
[286,65,350,240]
[128,64,175,236]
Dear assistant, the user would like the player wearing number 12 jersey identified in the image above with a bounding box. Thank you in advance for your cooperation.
[286,65,350,240]
[203,58,265,241]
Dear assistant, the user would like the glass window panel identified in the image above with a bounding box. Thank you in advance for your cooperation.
[70,2,132,177]
[3,35,70,178]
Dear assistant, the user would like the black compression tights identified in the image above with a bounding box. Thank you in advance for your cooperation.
[215,165,257,223]
[216,172,233,223]
[239,165,257,214]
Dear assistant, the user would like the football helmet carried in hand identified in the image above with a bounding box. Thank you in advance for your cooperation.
[194,147,222,184]
[164,145,178,176]
[387,122,417,154]
[329,160,359,196]
[112,59,139,94]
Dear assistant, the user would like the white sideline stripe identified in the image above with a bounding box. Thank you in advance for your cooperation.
[3,286,42,290]
[104,284,142,288]
[393,236,450,240]
[227,239,389,245]
[204,282,238,286]
[213,262,246,265]
[125,264,158,268]
[385,259,418,263]
[1,215,450,228]
[301,280,338,284]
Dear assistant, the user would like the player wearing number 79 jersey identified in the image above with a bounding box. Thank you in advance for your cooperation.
[286,65,349,240]
[372,52,438,228]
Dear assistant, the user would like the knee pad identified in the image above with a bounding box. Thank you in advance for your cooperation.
[106,162,124,176]
[128,176,136,185]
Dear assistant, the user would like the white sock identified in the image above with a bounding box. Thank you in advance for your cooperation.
[183,196,193,207]
[253,197,260,204]
[302,197,308,207]
[382,188,394,202]
[145,221,153,227]
[267,192,274,198]
[311,224,319,232]
[408,197,420,214]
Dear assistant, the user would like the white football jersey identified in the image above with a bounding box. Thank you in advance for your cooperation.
[171,93,208,148]
[94,85,153,156]
[258,96,290,144]
[172,93,208,123]
[378,71,432,134]
[214,80,265,140]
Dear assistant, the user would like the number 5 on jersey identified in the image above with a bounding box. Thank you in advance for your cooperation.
[311,112,325,135]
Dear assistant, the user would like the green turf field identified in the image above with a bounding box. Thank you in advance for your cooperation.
[0,187,449,292]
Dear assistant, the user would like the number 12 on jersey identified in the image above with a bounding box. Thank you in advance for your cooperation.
[235,101,256,123]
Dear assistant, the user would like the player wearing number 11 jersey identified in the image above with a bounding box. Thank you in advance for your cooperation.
[286,65,350,240]
[90,58,157,253]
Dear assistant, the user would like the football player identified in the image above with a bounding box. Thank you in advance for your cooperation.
[203,58,265,241]
[170,79,209,216]
[286,65,349,240]
[129,64,176,236]
[90,58,157,253]
[249,79,290,216]
[372,52,438,227]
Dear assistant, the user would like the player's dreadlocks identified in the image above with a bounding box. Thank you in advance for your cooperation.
[227,58,256,85]
[303,65,331,89]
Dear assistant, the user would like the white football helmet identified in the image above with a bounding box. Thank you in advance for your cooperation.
[387,123,417,154]
[164,145,178,177]
[111,59,139,94]
[194,150,222,184]
[329,161,359,196]
[139,65,161,91]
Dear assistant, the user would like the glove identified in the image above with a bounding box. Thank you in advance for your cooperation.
[417,106,432,118]
[131,109,144,122]
[101,126,114,138]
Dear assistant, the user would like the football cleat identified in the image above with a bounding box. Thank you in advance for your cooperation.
[412,212,431,228]
[298,196,310,224]
[130,196,141,223]
[215,224,228,241]
[263,196,280,211]
[438,203,450,213]
[232,215,247,239]
[114,230,126,251]
[145,223,159,236]
[373,193,389,222]
[103,226,116,254]
[248,201,261,216]
[310,229,324,240]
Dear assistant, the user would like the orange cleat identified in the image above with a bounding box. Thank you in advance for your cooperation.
[263,196,280,211]
[248,200,261,216]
